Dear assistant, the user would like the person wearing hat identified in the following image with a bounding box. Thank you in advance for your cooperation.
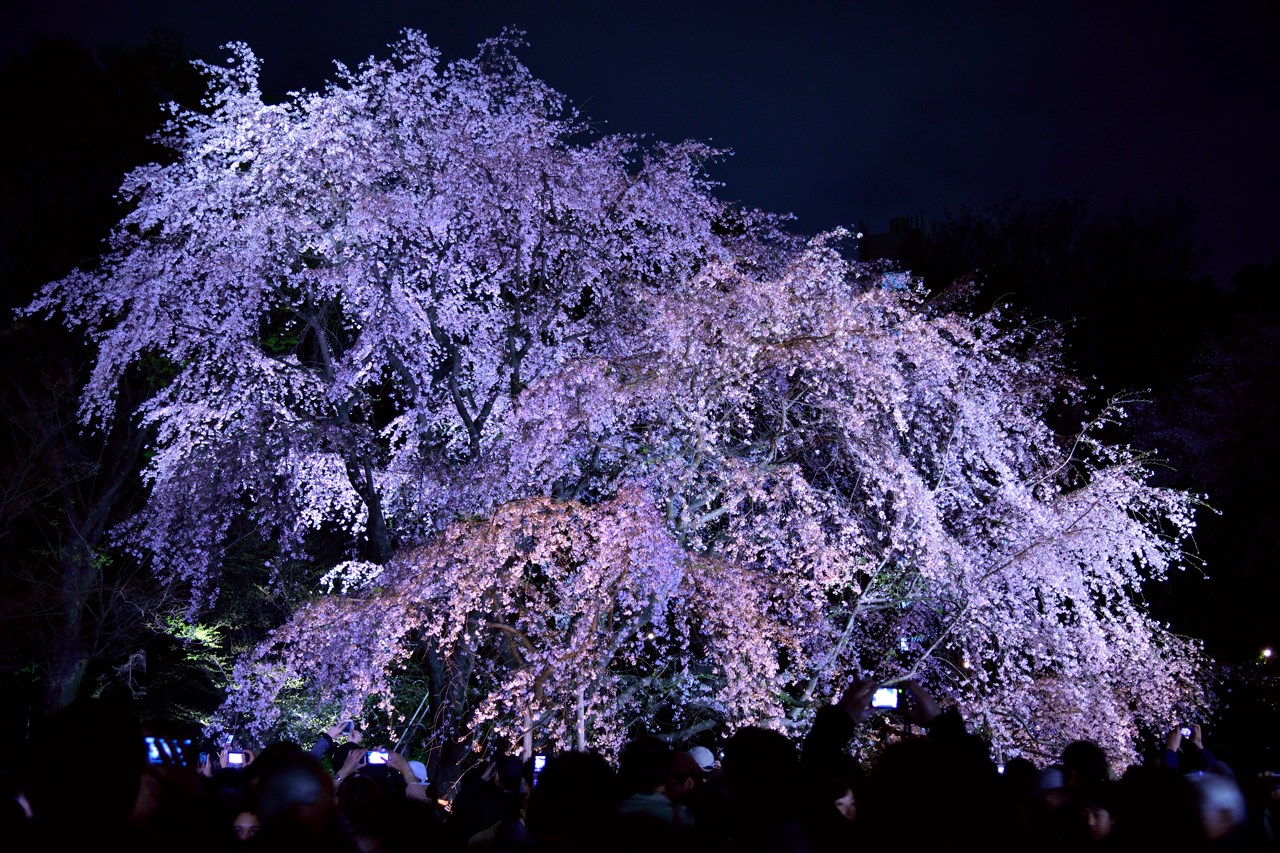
[676,749,742,849]
[687,746,719,775]
[1026,764,1071,848]
[616,734,703,850]
[668,751,711,809]
[387,750,431,804]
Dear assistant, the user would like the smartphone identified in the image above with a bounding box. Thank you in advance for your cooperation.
[1180,726,1193,737]
[145,736,193,766]
[226,751,246,766]
[871,686,900,709]
[366,750,389,765]
[198,751,209,766]
[224,733,235,746]
[341,720,355,735]
[145,736,165,765]
[532,753,547,787]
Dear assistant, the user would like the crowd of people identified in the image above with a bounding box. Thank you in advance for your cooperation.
[4,677,1278,851]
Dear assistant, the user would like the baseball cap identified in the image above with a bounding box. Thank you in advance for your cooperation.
[686,746,716,772]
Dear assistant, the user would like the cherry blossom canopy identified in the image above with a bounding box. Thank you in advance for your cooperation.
[27,29,1207,771]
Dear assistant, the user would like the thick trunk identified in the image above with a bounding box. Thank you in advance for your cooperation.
[423,639,478,800]
[364,490,394,564]
[41,544,96,713]
[42,653,88,714]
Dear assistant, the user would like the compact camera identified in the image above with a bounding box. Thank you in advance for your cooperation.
[226,751,246,766]
[871,686,900,709]
[1180,726,1193,738]
[366,750,390,765]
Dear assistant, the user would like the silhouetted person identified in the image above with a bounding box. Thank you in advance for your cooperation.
[520,750,619,852]
[448,751,527,848]
[851,681,1016,851]
[720,725,814,852]
[245,747,358,851]
[1109,763,1206,852]
[18,696,147,847]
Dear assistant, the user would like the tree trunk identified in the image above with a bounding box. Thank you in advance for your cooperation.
[42,652,88,714]
[423,637,479,800]
[41,543,95,713]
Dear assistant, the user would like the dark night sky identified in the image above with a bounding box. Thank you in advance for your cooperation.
[4,0,1278,287]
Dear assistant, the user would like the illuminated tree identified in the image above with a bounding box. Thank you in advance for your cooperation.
[27,30,1207,780]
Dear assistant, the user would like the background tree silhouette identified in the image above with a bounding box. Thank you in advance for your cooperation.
[915,194,1217,393]
[912,199,1280,771]
[0,32,208,722]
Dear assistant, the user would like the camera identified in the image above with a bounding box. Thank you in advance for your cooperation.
[226,751,246,766]
[871,686,900,709]
[145,736,194,766]
[145,736,165,765]
[1181,726,1193,738]
[366,750,389,765]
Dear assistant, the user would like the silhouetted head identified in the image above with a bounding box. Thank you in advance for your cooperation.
[721,725,800,819]
[1001,756,1038,791]
[496,754,525,791]
[524,751,618,843]
[22,697,145,836]
[332,741,362,772]
[1061,740,1111,790]
[254,749,339,843]
[243,740,305,788]
[1188,771,1248,843]
[617,734,674,796]
[336,770,390,834]
[1112,764,1205,850]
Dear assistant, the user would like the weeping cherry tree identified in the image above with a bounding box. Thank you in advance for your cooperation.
[26,29,1207,784]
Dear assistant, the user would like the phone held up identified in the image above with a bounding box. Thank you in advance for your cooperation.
[871,686,900,709]
[145,736,194,766]
[532,753,548,787]
[366,750,390,765]
[1181,726,1193,738]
